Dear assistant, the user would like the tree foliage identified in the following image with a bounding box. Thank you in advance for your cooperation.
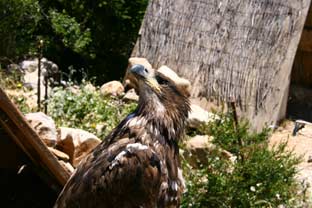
[0,0,148,82]
[0,0,41,58]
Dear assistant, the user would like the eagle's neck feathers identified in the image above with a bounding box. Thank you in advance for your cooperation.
[133,88,189,144]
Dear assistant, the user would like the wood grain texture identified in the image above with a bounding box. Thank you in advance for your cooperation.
[132,0,311,130]
[298,29,312,52]
[304,4,312,27]
[0,88,70,186]
[292,50,312,86]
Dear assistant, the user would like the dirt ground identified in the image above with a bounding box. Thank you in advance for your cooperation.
[269,120,312,199]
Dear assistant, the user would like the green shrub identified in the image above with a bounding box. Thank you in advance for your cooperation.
[0,68,33,114]
[181,113,302,208]
[0,66,24,89]
[48,81,136,139]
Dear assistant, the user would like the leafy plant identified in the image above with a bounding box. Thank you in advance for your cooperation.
[48,81,136,139]
[0,67,23,90]
[181,113,302,208]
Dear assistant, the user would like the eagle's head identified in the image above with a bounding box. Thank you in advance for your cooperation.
[129,64,190,142]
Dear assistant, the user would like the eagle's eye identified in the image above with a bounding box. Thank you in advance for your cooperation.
[155,75,169,85]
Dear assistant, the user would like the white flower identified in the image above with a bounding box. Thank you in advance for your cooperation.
[250,186,256,192]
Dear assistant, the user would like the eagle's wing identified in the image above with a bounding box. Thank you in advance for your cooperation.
[54,135,162,208]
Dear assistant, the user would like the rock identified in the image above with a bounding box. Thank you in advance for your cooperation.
[58,160,75,174]
[122,88,139,102]
[23,67,44,91]
[68,85,81,94]
[20,58,59,96]
[124,57,153,90]
[6,64,23,77]
[157,65,191,97]
[25,112,57,147]
[185,135,214,151]
[20,58,59,76]
[188,104,219,129]
[48,147,70,162]
[41,58,59,77]
[20,59,38,73]
[100,81,124,97]
[83,83,96,92]
[184,135,236,170]
[308,155,312,163]
[56,127,101,167]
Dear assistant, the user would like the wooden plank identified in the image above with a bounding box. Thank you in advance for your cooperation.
[292,50,312,86]
[298,29,312,52]
[0,128,26,169]
[132,0,311,131]
[304,4,312,27]
[0,88,70,186]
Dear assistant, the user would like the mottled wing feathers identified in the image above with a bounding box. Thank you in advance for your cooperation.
[54,135,162,208]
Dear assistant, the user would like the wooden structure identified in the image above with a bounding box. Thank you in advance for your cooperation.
[0,88,70,188]
[132,0,311,130]
[292,6,312,87]
[287,6,312,122]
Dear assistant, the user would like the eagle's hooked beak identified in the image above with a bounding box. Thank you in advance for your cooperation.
[130,64,161,93]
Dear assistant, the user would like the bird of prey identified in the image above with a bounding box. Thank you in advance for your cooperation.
[54,64,190,208]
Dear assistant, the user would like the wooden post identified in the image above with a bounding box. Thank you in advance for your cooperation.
[0,88,70,186]
[132,0,311,131]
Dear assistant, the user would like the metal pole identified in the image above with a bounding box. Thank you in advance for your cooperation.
[44,75,48,114]
[37,40,43,112]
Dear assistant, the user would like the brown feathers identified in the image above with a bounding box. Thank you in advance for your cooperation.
[54,65,190,208]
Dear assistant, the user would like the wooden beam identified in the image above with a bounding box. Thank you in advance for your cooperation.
[292,50,312,86]
[298,29,312,52]
[0,88,70,186]
[304,4,312,27]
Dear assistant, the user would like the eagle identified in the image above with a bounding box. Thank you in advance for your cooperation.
[54,64,190,208]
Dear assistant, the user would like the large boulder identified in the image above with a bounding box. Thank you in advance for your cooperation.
[20,58,59,91]
[100,81,124,97]
[25,112,57,147]
[56,127,101,167]
[188,104,219,129]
